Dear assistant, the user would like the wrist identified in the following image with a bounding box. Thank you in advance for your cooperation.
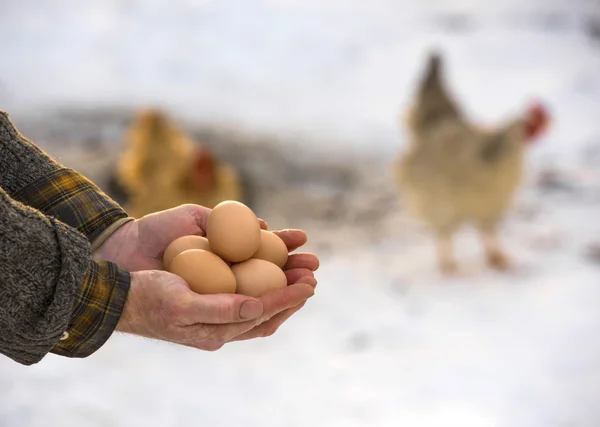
[91,216,136,253]
[115,271,157,338]
[92,219,139,265]
[115,271,141,334]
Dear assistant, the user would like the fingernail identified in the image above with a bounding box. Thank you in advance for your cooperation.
[240,300,263,320]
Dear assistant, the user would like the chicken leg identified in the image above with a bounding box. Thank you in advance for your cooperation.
[479,226,511,271]
[436,233,458,274]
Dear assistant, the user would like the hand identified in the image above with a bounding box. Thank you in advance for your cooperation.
[96,204,320,341]
[118,270,316,350]
[93,204,320,283]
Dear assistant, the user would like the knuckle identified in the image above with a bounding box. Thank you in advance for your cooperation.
[177,324,213,345]
[188,324,213,342]
[217,301,237,322]
[208,329,228,346]
[205,324,221,339]
[261,313,274,323]
[189,324,225,347]
[222,319,260,343]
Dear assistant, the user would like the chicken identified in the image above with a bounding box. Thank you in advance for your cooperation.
[111,108,244,218]
[395,52,550,273]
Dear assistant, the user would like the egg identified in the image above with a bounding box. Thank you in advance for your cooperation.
[231,258,287,297]
[207,200,261,263]
[169,249,236,294]
[163,235,212,270]
[252,230,288,268]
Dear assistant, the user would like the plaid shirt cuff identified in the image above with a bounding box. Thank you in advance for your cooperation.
[52,260,131,358]
[12,168,128,243]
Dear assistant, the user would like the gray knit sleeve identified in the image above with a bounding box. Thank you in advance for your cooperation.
[0,111,131,247]
[0,186,90,365]
[0,111,63,195]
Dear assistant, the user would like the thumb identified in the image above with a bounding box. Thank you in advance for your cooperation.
[142,204,212,249]
[172,203,212,236]
[180,292,264,324]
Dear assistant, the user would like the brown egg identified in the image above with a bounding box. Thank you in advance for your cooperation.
[163,235,212,271]
[252,230,288,268]
[169,249,236,294]
[231,259,287,297]
[207,200,261,263]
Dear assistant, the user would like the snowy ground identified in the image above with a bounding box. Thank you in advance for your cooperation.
[1,1,600,426]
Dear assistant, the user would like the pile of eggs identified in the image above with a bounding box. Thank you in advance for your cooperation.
[163,200,289,297]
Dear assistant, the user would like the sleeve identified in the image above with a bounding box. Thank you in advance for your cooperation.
[0,186,130,366]
[0,111,133,245]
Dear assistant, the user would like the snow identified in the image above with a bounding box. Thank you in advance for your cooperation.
[1,1,600,426]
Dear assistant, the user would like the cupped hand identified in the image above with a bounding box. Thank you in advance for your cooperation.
[118,270,317,350]
[93,204,320,283]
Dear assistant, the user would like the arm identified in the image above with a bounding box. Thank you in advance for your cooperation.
[0,111,132,246]
[0,187,130,365]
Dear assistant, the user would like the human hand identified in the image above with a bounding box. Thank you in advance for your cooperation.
[93,204,320,283]
[118,270,316,350]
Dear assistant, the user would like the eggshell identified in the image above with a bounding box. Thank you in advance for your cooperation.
[163,235,212,270]
[206,200,261,263]
[252,230,288,268]
[169,249,236,294]
[231,258,287,297]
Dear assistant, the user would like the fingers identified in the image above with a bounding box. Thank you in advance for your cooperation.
[258,218,269,230]
[231,301,307,342]
[285,268,315,285]
[284,253,320,271]
[258,282,314,315]
[292,275,317,287]
[184,282,315,344]
[179,293,264,324]
[175,204,212,231]
[229,277,316,341]
[272,229,307,252]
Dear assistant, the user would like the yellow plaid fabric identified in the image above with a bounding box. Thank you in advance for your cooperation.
[52,260,130,358]
[12,167,131,358]
[12,167,128,243]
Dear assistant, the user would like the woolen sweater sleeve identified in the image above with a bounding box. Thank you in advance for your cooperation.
[0,111,132,244]
[0,187,130,366]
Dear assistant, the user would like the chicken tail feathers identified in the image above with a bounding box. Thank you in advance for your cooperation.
[409,50,462,132]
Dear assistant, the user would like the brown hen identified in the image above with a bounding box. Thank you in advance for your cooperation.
[112,108,243,218]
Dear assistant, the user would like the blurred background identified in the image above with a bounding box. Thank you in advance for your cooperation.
[1,0,600,426]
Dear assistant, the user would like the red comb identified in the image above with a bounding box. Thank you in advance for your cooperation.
[524,101,550,142]
[192,147,215,193]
